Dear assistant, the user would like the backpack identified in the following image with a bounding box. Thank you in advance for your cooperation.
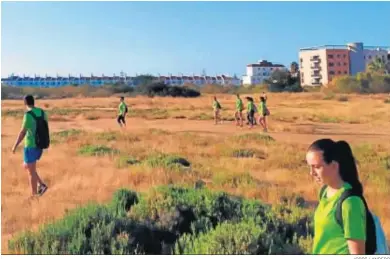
[27,109,50,149]
[319,186,389,254]
[125,105,128,113]
[216,102,221,109]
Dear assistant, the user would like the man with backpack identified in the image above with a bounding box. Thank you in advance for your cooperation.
[12,95,49,198]
[117,96,128,127]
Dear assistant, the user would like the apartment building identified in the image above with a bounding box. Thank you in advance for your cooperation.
[242,60,287,85]
[299,42,390,86]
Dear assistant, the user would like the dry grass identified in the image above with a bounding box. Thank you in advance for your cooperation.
[2,93,390,253]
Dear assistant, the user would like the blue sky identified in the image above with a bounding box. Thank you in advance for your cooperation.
[1,1,390,78]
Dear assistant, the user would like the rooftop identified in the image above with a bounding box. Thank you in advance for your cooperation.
[300,43,390,51]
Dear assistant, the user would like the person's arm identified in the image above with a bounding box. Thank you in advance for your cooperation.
[12,114,28,153]
[342,196,367,254]
[347,240,365,254]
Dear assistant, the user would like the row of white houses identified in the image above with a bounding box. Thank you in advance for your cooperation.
[1,74,242,87]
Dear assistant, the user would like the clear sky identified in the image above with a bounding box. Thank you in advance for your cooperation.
[1,1,390,78]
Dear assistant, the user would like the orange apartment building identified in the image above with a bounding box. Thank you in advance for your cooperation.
[299,42,389,86]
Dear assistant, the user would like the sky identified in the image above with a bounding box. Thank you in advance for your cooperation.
[1,1,390,78]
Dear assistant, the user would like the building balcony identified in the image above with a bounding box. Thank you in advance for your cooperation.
[310,57,321,62]
[311,72,322,78]
[311,65,321,70]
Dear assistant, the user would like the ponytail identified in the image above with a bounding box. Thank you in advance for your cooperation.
[334,141,363,195]
[308,139,363,195]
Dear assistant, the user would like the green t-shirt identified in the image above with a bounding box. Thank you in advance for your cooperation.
[213,101,221,110]
[118,102,126,115]
[258,102,266,115]
[236,98,243,111]
[312,182,366,255]
[247,101,255,111]
[22,107,49,148]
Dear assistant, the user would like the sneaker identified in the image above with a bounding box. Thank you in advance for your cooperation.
[38,184,48,196]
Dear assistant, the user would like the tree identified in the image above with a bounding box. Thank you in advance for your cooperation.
[367,57,387,75]
[133,74,157,86]
[290,62,299,74]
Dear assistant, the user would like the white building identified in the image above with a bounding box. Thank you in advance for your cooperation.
[242,60,287,85]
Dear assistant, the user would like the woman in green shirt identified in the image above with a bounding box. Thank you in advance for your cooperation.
[258,96,268,132]
[245,97,255,128]
[212,96,222,125]
[306,139,367,255]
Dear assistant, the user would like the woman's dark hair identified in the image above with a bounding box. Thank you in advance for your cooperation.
[246,96,253,102]
[308,138,363,195]
[260,96,266,102]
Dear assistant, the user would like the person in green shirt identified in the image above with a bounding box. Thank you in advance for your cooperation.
[234,94,244,127]
[212,96,222,125]
[306,139,367,255]
[258,96,269,132]
[117,96,128,127]
[12,95,48,197]
[245,97,255,128]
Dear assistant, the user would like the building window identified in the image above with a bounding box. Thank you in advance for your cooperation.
[368,55,372,59]
[301,72,304,78]
[338,71,341,74]
[337,62,341,66]
[344,62,347,66]
[329,62,334,67]
[328,54,334,59]
[343,54,346,58]
[329,71,335,75]
[344,71,348,74]
[337,54,340,58]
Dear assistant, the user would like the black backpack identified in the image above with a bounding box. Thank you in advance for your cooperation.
[27,109,50,149]
[319,186,377,254]
[125,105,128,113]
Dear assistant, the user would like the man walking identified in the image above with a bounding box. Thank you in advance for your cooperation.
[117,96,128,127]
[12,95,48,197]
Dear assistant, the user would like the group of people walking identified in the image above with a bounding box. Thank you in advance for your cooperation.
[212,93,269,132]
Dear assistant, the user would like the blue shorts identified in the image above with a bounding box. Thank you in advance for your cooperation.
[23,147,43,164]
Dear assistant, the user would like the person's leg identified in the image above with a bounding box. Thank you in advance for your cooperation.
[263,115,268,131]
[214,110,218,124]
[239,111,243,127]
[117,115,122,126]
[24,162,38,196]
[24,148,47,196]
[234,111,239,125]
[248,111,254,128]
[122,116,126,127]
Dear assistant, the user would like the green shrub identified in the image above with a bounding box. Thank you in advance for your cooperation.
[143,153,190,169]
[8,186,314,255]
[109,189,139,217]
[116,156,140,168]
[175,219,264,254]
[233,133,275,143]
[78,145,119,156]
[231,148,267,159]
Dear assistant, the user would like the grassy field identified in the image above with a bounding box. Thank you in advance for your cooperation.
[2,93,390,254]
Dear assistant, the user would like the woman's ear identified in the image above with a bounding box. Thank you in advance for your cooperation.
[330,160,339,173]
